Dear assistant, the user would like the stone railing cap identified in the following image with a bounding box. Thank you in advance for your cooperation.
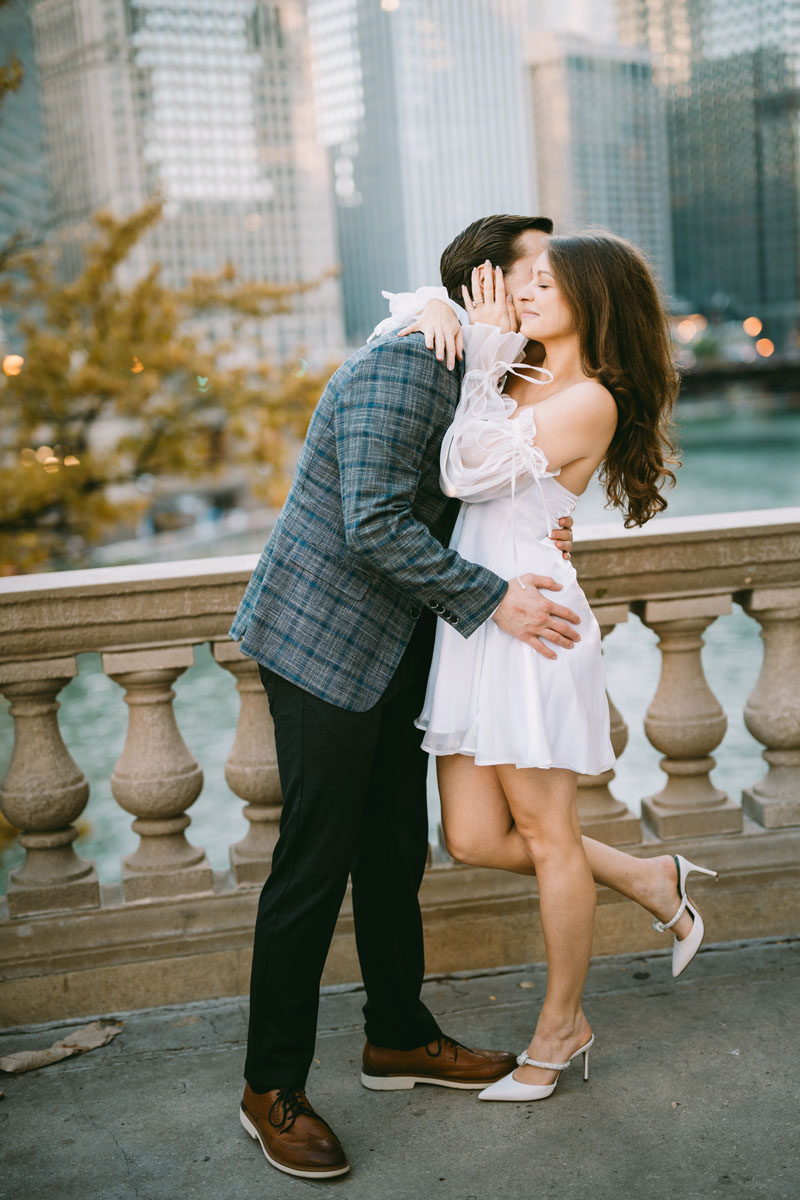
[1,508,798,603]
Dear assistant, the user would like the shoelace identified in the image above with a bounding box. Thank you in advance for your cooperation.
[425,1035,470,1062]
[267,1088,323,1133]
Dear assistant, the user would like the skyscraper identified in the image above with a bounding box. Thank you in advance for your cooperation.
[617,0,800,347]
[526,31,673,294]
[308,0,536,343]
[0,0,50,349]
[28,0,344,358]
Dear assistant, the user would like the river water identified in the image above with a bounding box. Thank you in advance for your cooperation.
[2,401,799,885]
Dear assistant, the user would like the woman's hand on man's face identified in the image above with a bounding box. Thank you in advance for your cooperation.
[462,261,519,334]
[398,300,464,370]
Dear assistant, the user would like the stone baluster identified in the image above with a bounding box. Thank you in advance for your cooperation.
[738,587,800,828]
[0,658,99,918]
[102,647,212,901]
[635,595,742,838]
[576,604,642,845]
[212,641,283,885]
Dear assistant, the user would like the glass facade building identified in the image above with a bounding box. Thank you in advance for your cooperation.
[308,0,537,344]
[527,32,673,295]
[28,0,344,358]
[0,0,50,350]
[617,0,800,347]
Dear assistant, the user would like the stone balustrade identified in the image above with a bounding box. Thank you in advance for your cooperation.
[1,508,799,1024]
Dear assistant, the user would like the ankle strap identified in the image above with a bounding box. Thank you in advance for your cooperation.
[516,1051,571,1071]
[652,893,688,934]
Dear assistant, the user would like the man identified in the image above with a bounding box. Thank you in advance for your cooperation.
[230,214,577,1180]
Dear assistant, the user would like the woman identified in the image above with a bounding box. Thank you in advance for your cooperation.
[388,232,717,1103]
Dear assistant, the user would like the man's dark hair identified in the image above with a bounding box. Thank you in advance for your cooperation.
[440,214,554,303]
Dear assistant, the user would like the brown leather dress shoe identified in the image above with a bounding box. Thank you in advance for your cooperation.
[361,1035,517,1090]
[240,1084,350,1179]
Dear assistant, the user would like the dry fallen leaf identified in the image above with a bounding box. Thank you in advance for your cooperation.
[488,995,497,1001]
[518,981,535,989]
[0,1020,123,1075]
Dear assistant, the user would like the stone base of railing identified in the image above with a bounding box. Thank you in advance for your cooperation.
[2,822,798,1027]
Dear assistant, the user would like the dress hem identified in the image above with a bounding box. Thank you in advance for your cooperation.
[417,725,615,774]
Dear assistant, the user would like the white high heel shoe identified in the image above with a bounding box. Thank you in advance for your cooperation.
[478,1034,594,1102]
[653,854,718,978]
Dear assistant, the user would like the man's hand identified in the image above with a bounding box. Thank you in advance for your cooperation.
[551,515,573,560]
[492,575,581,661]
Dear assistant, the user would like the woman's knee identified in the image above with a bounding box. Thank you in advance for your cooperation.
[444,826,504,867]
[443,827,484,866]
[515,816,581,865]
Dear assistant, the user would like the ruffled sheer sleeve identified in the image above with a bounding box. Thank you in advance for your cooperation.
[440,324,556,502]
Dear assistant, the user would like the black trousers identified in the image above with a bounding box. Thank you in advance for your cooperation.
[244,613,443,1091]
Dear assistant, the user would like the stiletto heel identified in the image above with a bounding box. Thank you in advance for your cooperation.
[653,855,718,978]
[478,1035,595,1102]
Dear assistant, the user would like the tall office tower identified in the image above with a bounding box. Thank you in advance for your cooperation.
[526,32,673,295]
[0,0,50,349]
[308,0,536,344]
[28,0,344,358]
[525,0,617,43]
[617,0,800,347]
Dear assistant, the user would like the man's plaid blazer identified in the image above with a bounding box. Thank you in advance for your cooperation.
[230,331,508,712]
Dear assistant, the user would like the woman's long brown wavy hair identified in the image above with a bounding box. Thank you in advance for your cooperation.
[546,231,680,527]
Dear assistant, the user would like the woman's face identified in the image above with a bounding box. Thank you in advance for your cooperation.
[515,251,575,342]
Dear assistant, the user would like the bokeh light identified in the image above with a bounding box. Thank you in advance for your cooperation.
[755,338,774,357]
[742,316,762,337]
[674,319,698,343]
[3,354,24,376]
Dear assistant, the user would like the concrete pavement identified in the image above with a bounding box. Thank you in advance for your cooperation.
[1,937,798,1200]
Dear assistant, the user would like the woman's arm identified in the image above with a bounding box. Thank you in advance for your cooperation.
[521,382,618,475]
[397,299,465,371]
[439,316,539,503]
[369,286,466,368]
[398,261,519,369]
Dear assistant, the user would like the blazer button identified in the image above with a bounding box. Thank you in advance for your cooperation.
[409,606,421,619]
[451,617,460,625]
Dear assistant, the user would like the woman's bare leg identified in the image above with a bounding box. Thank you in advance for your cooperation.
[495,764,594,1086]
[438,754,533,872]
[438,754,693,939]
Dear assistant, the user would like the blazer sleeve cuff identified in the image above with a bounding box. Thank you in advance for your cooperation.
[428,573,508,639]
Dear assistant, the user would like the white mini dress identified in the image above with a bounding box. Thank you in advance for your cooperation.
[412,321,615,775]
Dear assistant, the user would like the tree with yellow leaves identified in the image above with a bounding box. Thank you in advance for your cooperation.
[0,199,335,572]
[0,0,23,102]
